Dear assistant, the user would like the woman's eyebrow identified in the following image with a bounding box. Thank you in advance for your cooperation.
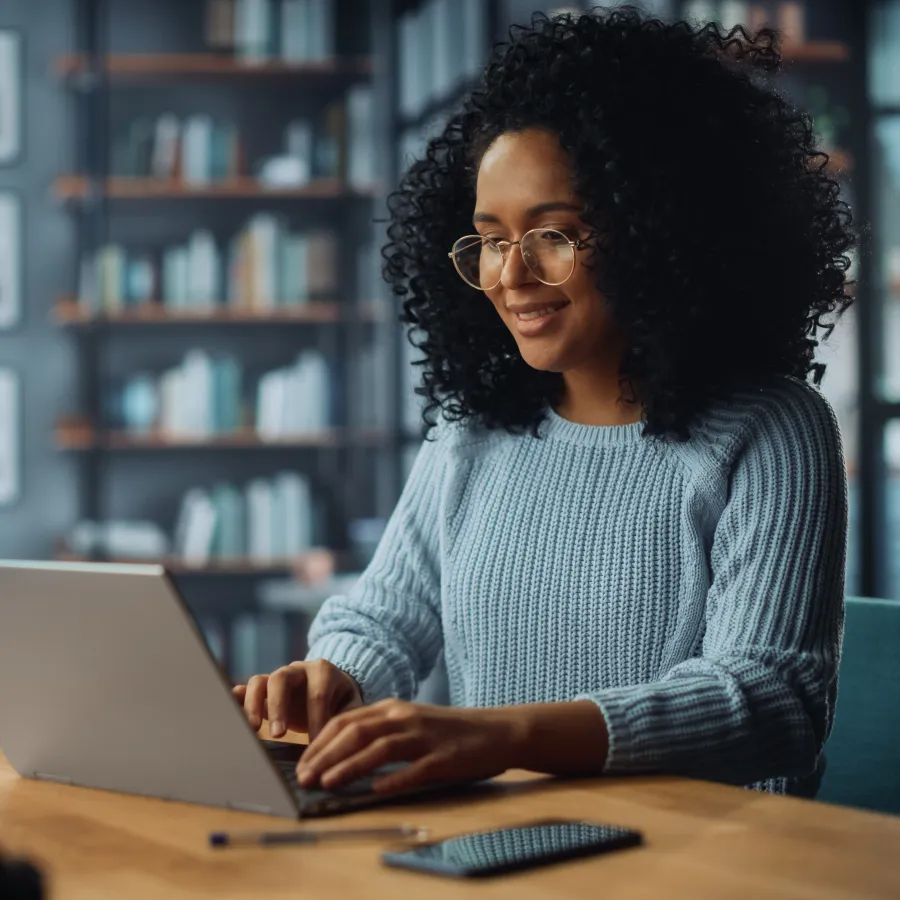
[473,201,583,225]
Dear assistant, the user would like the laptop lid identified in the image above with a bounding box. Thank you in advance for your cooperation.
[0,560,299,818]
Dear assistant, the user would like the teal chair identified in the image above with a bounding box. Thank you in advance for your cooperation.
[817,596,900,815]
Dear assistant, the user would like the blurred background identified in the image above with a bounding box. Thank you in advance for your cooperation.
[0,0,894,684]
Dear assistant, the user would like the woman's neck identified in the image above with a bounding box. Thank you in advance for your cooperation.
[556,369,642,427]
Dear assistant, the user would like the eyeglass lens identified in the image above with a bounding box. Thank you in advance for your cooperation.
[452,230,575,289]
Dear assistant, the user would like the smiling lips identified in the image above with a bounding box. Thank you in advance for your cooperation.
[511,300,571,335]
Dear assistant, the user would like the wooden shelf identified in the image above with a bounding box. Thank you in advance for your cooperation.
[53,175,379,201]
[53,548,328,576]
[782,42,850,63]
[53,297,389,326]
[55,420,390,451]
[56,53,373,81]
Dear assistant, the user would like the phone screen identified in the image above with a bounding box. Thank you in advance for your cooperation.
[382,819,643,879]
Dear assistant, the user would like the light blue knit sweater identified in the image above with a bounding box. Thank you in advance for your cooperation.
[307,377,847,795]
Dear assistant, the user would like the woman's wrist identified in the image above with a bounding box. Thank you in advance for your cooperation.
[483,700,610,777]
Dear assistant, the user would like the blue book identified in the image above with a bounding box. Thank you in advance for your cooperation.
[211,482,246,559]
[213,357,242,434]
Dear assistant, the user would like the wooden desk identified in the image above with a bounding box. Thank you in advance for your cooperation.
[2,744,899,899]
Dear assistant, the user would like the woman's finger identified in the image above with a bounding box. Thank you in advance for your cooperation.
[242,674,269,731]
[298,715,393,786]
[304,661,342,742]
[371,752,448,794]
[302,704,379,766]
[318,734,421,790]
[266,665,308,737]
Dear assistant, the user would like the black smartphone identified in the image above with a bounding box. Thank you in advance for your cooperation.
[381,818,643,879]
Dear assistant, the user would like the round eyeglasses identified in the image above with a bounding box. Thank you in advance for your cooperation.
[448,229,589,291]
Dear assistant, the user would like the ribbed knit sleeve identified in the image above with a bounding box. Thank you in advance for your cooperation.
[584,384,848,786]
[305,430,447,703]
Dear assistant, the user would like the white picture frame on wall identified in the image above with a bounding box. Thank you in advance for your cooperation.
[0,191,21,329]
[0,368,20,506]
[0,31,21,165]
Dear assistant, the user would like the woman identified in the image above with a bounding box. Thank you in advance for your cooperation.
[234,7,852,799]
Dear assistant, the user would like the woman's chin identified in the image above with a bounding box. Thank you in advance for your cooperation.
[517,343,569,373]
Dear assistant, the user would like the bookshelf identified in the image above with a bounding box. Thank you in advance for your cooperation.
[53,176,377,200]
[781,41,851,63]
[53,296,388,325]
[53,548,333,577]
[54,0,397,676]
[56,52,373,80]
[54,421,391,451]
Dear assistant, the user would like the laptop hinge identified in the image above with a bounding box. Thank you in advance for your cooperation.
[227,800,273,815]
[33,772,75,785]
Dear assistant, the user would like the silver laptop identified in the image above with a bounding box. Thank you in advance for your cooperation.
[0,560,452,818]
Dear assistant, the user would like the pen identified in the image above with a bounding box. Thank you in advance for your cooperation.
[209,824,429,848]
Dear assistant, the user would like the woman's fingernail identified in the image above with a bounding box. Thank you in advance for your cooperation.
[270,720,284,736]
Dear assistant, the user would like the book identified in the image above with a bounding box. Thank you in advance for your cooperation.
[235,0,273,61]
[211,482,246,558]
[272,470,313,557]
[280,0,309,61]
[205,0,237,51]
[181,349,216,438]
[98,244,126,312]
[305,230,337,296]
[187,230,220,309]
[255,367,289,439]
[246,477,274,561]
[162,245,190,308]
[213,357,242,433]
[174,487,218,566]
[125,255,155,306]
[151,114,180,179]
[315,98,345,178]
[307,0,333,60]
[182,115,213,185]
[281,233,308,306]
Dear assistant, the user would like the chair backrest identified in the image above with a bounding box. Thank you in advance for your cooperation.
[817,596,900,816]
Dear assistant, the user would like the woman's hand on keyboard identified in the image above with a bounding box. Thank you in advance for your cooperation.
[232,660,363,741]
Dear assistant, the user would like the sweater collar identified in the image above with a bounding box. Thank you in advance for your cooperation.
[539,405,646,447]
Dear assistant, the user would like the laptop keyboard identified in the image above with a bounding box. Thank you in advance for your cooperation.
[261,739,409,815]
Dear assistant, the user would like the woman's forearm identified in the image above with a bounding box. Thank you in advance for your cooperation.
[488,699,610,777]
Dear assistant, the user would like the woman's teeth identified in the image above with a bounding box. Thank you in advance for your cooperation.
[518,305,564,321]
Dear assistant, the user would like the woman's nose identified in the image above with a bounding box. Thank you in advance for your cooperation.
[499,243,537,289]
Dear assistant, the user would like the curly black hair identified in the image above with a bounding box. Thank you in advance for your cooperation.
[383,5,855,440]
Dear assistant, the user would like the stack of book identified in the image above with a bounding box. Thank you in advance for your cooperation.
[112,349,334,438]
[77,220,338,314]
[173,470,318,566]
[205,0,335,62]
[112,115,242,181]
[255,351,333,438]
[227,216,337,309]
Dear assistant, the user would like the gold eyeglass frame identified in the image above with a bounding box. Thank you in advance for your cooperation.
[448,229,591,291]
